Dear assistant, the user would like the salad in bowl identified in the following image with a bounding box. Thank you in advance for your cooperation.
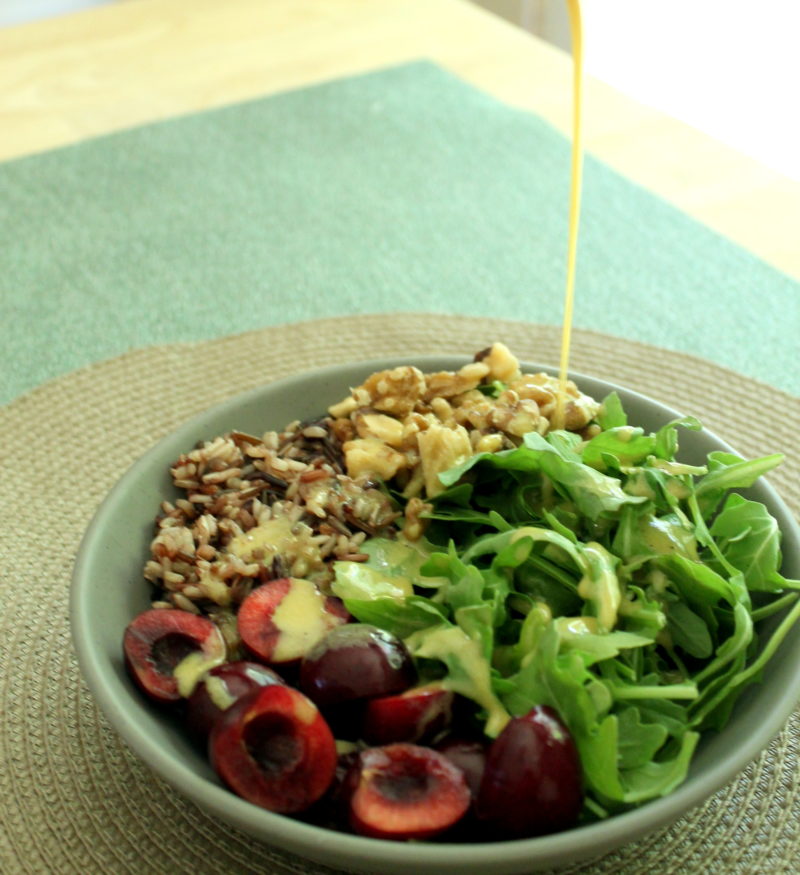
[118,342,800,841]
[72,343,800,872]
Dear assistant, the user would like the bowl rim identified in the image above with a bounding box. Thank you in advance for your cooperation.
[70,355,800,873]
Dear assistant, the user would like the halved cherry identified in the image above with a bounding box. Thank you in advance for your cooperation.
[344,743,470,840]
[186,660,285,742]
[237,577,349,664]
[123,608,226,703]
[210,684,337,814]
[363,683,454,745]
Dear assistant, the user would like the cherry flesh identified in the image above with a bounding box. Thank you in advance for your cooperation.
[345,743,470,841]
[363,683,454,746]
[210,684,337,814]
[123,608,226,703]
[475,705,583,837]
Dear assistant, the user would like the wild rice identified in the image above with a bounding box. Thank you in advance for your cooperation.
[145,417,400,651]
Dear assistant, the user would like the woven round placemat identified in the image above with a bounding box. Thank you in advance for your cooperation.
[1,312,798,874]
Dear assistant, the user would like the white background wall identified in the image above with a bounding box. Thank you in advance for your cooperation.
[2,0,798,180]
[476,0,800,181]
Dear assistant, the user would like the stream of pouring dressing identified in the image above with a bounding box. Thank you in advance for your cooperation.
[175,2,586,704]
[553,0,584,430]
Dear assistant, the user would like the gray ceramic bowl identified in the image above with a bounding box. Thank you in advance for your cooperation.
[71,356,800,874]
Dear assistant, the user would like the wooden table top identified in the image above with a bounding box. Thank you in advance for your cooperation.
[1,0,798,278]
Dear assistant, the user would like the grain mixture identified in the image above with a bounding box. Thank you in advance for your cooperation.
[144,343,600,651]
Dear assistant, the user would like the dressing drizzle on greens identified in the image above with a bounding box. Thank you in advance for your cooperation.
[331,392,800,817]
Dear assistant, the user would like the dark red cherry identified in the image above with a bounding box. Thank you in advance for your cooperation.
[299,624,416,707]
[123,608,225,703]
[475,705,582,837]
[186,660,284,741]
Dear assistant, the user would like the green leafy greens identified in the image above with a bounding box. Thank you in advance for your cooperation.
[331,398,798,816]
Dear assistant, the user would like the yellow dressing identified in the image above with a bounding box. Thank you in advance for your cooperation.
[641,517,698,559]
[576,542,620,633]
[407,625,510,738]
[270,578,332,662]
[625,470,658,501]
[227,515,297,563]
[554,0,585,431]
[205,674,237,711]
[293,691,319,726]
[336,563,415,600]
[173,649,226,699]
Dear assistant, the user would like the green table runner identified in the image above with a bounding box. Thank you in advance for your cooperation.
[2,60,798,404]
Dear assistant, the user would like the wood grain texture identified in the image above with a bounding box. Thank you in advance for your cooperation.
[1,0,798,278]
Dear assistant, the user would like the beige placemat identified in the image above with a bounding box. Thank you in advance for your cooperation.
[1,312,799,874]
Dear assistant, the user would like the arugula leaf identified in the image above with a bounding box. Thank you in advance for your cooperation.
[615,706,669,769]
[342,596,448,638]
[616,731,699,803]
[332,561,414,602]
[695,452,784,517]
[555,624,655,663]
[462,527,585,570]
[504,621,698,805]
[514,555,582,617]
[653,415,702,460]
[709,494,784,591]
[613,511,698,571]
[502,624,610,737]
[437,444,542,488]
[524,432,648,520]
[597,391,627,429]
[332,393,797,818]
[658,553,744,608]
[444,559,486,613]
[617,585,667,639]
[665,600,713,659]
[581,427,656,471]
[576,542,621,633]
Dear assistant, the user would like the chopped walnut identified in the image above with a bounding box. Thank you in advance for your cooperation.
[508,376,556,408]
[343,437,407,482]
[475,342,521,382]
[354,411,405,447]
[472,432,505,454]
[327,345,601,501]
[490,391,546,438]
[417,422,473,498]
[360,366,426,417]
[562,395,600,430]
[423,361,490,401]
